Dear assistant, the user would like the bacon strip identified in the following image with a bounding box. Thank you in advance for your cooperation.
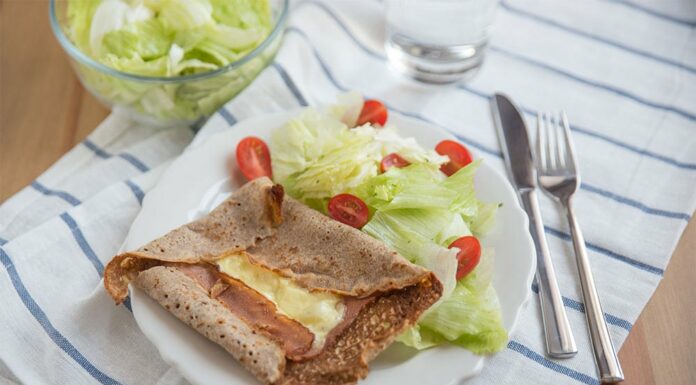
[171,262,374,361]
[174,263,314,358]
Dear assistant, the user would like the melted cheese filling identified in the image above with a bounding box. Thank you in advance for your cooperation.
[218,253,345,347]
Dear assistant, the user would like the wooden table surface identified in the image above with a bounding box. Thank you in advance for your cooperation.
[1,1,694,384]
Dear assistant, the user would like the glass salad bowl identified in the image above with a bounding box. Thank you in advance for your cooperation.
[49,0,288,127]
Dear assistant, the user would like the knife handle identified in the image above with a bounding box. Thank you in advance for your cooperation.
[519,189,577,358]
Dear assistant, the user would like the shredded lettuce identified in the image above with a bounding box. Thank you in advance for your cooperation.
[270,93,508,355]
[101,18,171,61]
[158,0,213,31]
[64,0,275,122]
[362,209,460,300]
[210,0,271,29]
[68,0,269,75]
[397,250,508,354]
[270,102,446,210]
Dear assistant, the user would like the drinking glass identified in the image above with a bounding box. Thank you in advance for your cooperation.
[385,0,500,83]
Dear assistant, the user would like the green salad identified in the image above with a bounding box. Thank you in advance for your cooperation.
[264,93,508,354]
[62,0,276,122]
[67,0,271,77]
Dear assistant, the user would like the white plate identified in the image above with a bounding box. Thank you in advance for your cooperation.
[122,110,536,385]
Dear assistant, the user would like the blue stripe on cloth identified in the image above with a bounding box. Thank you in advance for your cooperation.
[560,122,696,171]
[117,153,149,172]
[500,1,696,76]
[600,0,696,27]
[83,139,111,159]
[31,181,81,206]
[489,46,696,122]
[218,107,237,126]
[543,226,665,276]
[0,237,7,246]
[301,1,386,60]
[60,213,105,276]
[287,28,347,91]
[284,27,694,223]
[83,138,150,172]
[124,180,145,205]
[296,1,696,171]
[0,247,122,385]
[507,340,600,385]
[605,313,634,332]
[530,283,633,331]
[61,212,134,314]
[272,62,310,106]
[581,183,691,221]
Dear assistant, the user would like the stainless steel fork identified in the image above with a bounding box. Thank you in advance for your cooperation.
[536,112,624,384]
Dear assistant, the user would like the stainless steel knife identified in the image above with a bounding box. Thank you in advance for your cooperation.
[491,93,578,358]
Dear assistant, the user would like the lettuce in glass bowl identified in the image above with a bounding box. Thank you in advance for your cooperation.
[50,0,288,126]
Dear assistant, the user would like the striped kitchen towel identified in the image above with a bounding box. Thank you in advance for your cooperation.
[1,1,694,384]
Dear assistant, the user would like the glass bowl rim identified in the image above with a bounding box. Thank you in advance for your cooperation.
[49,0,289,84]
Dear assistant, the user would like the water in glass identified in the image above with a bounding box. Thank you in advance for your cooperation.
[385,0,499,83]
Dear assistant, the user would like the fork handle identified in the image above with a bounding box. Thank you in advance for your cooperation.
[520,190,577,358]
[564,201,624,383]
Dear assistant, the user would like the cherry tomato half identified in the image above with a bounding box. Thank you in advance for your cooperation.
[435,140,473,176]
[449,236,481,280]
[356,99,388,127]
[328,194,369,229]
[380,153,410,172]
[236,136,273,181]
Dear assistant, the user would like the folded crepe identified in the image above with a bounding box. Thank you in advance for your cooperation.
[105,177,442,385]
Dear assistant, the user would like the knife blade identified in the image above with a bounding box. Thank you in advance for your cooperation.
[491,93,578,358]
[491,95,536,189]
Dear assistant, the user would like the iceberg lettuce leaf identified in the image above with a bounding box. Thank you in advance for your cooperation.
[101,18,171,60]
[158,0,213,31]
[397,249,508,354]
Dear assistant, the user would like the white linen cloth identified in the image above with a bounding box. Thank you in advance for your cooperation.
[1,1,695,384]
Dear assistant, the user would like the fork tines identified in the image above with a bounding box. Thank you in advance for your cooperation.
[536,111,577,175]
